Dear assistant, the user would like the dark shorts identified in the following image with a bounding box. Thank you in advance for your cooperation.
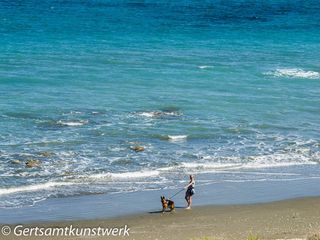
[186,188,195,197]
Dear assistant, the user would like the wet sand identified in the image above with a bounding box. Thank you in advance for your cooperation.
[2,197,320,240]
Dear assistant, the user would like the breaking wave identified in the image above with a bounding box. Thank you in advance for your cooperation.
[0,182,75,196]
[57,120,88,126]
[266,68,320,79]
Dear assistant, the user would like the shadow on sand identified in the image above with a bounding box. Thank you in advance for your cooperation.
[148,206,185,214]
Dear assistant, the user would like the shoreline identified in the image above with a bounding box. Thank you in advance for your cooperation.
[1,197,320,240]
[1,173,320,224]
[1,171,320,239]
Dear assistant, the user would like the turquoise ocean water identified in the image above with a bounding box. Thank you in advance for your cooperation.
[0,0,320,209]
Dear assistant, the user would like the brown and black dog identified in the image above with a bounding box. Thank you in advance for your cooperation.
[160,196,175,212]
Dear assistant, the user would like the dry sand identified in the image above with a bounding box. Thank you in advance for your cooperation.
[1,197,320,240]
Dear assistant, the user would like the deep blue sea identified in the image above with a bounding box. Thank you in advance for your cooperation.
[0,0,320,209]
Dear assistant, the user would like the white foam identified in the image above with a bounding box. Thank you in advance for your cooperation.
[243,153,316,169]
[181,162,241,171]
[198,65,214,69]
[267,68,320,79]
[57,120,88,126]
[168,135,188,142]
[137,111,181,118]
[89,170,160,180]
[138,112,158,118]
[177,152,317,173]
[0,182,75,196]
[70,111,82,114]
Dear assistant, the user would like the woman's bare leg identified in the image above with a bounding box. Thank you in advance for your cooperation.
[186,196,190,208]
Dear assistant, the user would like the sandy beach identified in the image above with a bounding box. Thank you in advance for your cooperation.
[1,197,320,240]
[1,1,320,240]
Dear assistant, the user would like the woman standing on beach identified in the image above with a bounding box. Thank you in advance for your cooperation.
[185,175,195,209]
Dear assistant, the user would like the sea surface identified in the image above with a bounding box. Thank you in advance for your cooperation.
[0,0,320,209]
